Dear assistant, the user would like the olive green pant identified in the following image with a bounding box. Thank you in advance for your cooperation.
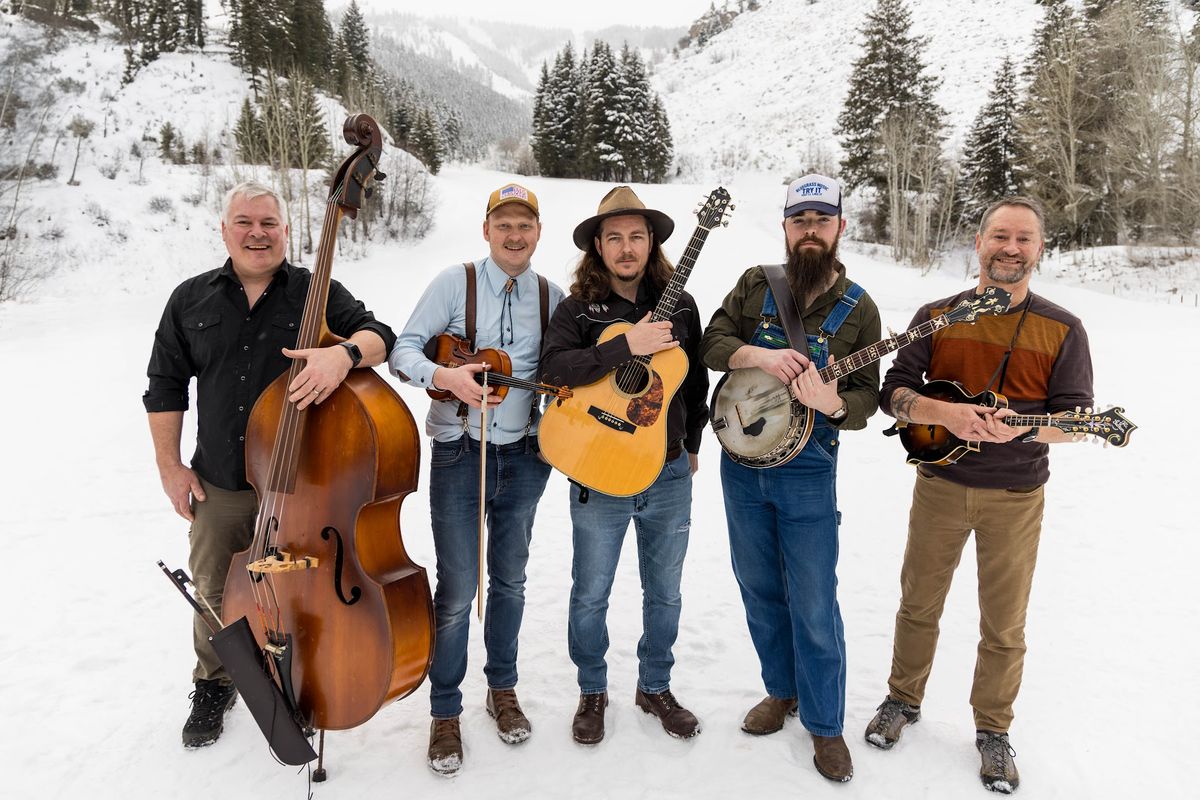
[886,470,1044,733]
[188,477,258,684]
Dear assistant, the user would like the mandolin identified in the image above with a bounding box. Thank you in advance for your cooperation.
[895,379,1137,465]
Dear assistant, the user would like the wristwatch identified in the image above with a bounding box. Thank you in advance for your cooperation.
[828,398,848,421]
[338,341,363,368]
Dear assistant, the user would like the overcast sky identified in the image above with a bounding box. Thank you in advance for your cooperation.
[347,0,718,30]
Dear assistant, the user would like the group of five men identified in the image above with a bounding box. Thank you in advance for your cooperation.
[145,173,1092,794]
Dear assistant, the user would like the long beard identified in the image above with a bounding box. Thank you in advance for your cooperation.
[785,236,838,304]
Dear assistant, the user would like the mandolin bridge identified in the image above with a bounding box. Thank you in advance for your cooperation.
[587,406,635,434]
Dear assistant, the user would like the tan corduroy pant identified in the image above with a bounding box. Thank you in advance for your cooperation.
[188,477,258,684]
[886,469,1045,733]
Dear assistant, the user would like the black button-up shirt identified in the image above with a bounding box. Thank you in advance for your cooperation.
[143,259,396,491]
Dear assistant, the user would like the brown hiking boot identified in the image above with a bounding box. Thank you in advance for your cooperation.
[864,696,921,750]
[635,688,701,739]
[485,688,531,744]
[741,695,798,736]
[812,734,854,782]
[572,692,608,745]
[976,731,1020,794]
[427,717,463,776]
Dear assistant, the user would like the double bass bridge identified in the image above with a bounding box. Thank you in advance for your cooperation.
[246,549,320,574]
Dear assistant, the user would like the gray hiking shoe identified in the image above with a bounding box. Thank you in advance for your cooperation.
[864,696,921,750]
[976,730,1020,794]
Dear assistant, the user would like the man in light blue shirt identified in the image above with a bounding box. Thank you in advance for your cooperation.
[389,183,564,776]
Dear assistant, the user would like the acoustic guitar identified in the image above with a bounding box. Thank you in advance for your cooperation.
[711,287,1011,467]
[538,187,733,496]
[895,379,1137,465]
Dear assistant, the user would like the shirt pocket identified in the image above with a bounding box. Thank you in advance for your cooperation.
[181,312,223,366]
[267,313,302,352]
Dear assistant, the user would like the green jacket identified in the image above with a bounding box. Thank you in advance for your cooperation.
[699,263,882,430]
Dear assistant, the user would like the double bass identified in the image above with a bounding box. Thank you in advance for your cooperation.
[221,115,433,773]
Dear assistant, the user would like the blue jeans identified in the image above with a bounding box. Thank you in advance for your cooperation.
[427,434,552,718]
[720,426,847,736]
[567,450,693,695]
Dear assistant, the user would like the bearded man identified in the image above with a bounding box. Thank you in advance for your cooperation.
[699,174,881,784]
[863,197,1093,795]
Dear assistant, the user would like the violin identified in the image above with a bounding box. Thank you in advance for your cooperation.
[422,331,572,402]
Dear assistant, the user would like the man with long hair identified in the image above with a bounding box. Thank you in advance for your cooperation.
[700,174,881,783]
[540,186,709,746]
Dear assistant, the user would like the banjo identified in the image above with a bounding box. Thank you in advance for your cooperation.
[710,286,1011,468]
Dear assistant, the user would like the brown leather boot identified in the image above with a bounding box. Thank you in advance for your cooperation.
[635,688,701,739]
[572,692,608,745]
[427,717,463,776]
[812,734,854,782]
[486,688,531,744]
[741,695,798,735]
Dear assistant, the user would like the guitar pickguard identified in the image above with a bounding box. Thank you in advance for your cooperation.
[626,372,665,426]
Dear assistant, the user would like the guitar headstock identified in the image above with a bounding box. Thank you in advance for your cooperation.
[945,286,1012,324]
[1053,406,1137,447]
[695,186,733,231]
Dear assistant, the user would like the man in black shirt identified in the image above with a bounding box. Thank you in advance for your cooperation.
[143,181,395,748]
[540,186,708,746]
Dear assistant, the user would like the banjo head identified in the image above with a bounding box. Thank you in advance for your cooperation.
[711,367,811,467]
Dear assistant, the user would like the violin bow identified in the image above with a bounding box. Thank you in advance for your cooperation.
[477,371,488,622]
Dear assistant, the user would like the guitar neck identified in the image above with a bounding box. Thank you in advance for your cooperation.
[817,311,954,383]
[650,225,711,324]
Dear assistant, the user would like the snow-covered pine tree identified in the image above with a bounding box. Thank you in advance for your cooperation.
[958,56,1020,230]
[339,1,372,88]
[233,96,266,164]
[645,93,673,182]
[583,41,624,182]
[411,108,444,175]
[289,0,334,84]
[835,0,944,240]
[1017,0,1098,248]
[530,61,554,177]
[615,44,650,182]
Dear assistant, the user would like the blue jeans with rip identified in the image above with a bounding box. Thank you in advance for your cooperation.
[567,450,693,696]
[720,426,847,736]
[427,434,552,719]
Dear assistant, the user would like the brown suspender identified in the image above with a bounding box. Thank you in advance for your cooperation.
[762,264,808,347]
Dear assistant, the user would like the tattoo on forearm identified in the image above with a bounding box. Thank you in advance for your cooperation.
[892,388,919,422]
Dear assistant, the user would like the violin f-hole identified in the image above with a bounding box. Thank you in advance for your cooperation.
[321,527,362,606]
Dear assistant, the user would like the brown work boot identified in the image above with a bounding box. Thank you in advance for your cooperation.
[635,688,701,739]
[485,688,531,744]
[864,696,921,750]
[812,734,854,782]
[976,730,1020,794]
[572,692,608,745]
[427,717,463,776]
[741,695,798,736]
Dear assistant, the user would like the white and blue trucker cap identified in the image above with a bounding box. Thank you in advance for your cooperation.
[784,174,841,218]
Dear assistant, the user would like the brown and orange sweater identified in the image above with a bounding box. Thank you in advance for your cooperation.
[880,289,1093,489]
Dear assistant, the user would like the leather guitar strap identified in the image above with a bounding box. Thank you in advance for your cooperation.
[762,265,808,348]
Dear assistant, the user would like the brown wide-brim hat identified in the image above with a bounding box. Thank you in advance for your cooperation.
[572,185,675,251]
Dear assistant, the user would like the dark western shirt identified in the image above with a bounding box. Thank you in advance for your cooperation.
[540,281,709,456]
[142,258,396,491]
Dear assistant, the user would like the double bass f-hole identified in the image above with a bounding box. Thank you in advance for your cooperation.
[321,526,362,606]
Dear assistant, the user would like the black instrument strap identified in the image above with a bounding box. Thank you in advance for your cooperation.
[762,265,808,348]
[985,292,1032,395]
[463,262,477,349]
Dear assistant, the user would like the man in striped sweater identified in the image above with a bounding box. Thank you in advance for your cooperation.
[864,197,1094,795]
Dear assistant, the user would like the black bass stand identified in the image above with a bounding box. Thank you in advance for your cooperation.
[158,561,318,768]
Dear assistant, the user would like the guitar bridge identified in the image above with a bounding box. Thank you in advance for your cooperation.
[587,406,635,434]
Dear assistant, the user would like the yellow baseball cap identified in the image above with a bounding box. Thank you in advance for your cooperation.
[486,183,539,217]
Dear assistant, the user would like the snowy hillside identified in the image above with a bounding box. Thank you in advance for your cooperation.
[653,0,1199,179]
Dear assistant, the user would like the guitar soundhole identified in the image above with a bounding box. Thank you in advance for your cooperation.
[613,361,651,396]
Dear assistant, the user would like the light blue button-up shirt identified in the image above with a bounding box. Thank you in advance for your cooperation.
[389,256,565,444]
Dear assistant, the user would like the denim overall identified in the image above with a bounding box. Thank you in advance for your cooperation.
[719,279,863,736]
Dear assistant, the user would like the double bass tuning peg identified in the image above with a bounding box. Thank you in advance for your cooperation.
[374,170,387,182]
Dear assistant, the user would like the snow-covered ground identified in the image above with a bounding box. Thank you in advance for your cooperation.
[1,163,1195,799]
